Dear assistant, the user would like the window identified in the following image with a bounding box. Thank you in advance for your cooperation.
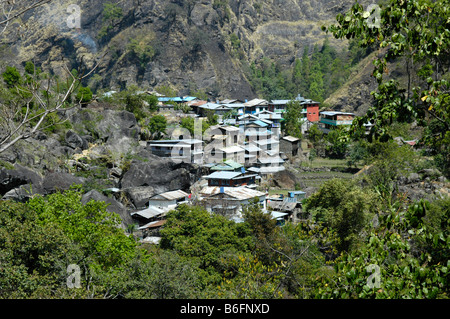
[234,135,238,144]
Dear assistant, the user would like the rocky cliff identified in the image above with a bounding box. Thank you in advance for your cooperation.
[0,0,371,99]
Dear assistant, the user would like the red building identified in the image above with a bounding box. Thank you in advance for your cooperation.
[304,103,319,122]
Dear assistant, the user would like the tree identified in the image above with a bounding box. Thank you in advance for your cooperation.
[313,198,449,299]
[325,127,350,158]
[76,86,93,105]
[305,178,377,253]
[0,61,101,154]
[159,204,253,282]
[2,66,21,87]
[148,115,167,140]
[324,0,450,177]
[282,100,303,138]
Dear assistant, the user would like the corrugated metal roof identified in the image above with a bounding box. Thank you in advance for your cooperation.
[205,171,243,179]
[201,186,265,200]
[282,136,300,142]
[244,98,268,107]
[223,159,243,168]
[138,219,167,230]
[131,206,165,219]
[153,190,189,200]
[218,145,245,153]
[320,111,355,116]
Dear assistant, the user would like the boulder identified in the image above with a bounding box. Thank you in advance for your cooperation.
[0,164,43,196]
[65,130,89,150]
[407,172,420,184]
[120,156,193,191]
[122,186,161,209]
[271,169,300,189]
[42,172,85,194]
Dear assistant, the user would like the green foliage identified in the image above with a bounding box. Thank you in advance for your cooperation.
[325,127,350,158]
[160,204,253,269]
[127,35,156,68]
[326,0,450,178]
[2,66,21,87]
[97,2,123,39]
[305,178,377,253]
[180,117,210,136]
[75,86,93,104]
[27,189,137,269]
[314,197,449,299]
[147,114,167,139]
[282,100,303,138]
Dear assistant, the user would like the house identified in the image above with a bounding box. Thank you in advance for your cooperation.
[200,186,266,216]
[148,139,204,163]
[280,135,301,157]
[132,189,189,241]
[243,98,269,114]
[131,206,166,226]
[197,102,231,116]
[205,144,245,164]
[187,100,208,113]
[238,117,273,143]
[207,125,242,146]
[255,110,282,136]
[220,103,245,116]
[296,94,320,123]
[268,100,291,113]
[147,190,190,210]
[319,111,355,133]
[243,144,262,166]
[210,159,244,172]
[204,171,258,187]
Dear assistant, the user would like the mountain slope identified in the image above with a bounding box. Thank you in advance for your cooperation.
[0,0,372,99]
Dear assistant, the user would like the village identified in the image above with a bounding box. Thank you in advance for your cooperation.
[126,92,360,244]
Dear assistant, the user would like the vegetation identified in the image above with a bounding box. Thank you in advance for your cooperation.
[247,37,371,101]
[282,100,303,138]
[324,0,450,178]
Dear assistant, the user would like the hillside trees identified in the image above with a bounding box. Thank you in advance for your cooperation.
[324,0,450,177]
[282,100,303,138]
[0,60,101,154]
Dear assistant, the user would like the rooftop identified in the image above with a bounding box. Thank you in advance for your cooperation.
[151,190,189,201]
[201,186,266,200]
[205,171,243,180]
[320,111,355,116]
[282,135,300,142]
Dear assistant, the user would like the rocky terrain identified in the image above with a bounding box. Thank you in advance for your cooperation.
[0,0,372,99]
[0,104,208,229]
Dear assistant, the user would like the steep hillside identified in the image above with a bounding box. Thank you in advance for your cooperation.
[0,0,371,99]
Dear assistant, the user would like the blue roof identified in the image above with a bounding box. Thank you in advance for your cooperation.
[205,171,243,179]
[158,96,197,102]
[252,120,269,127]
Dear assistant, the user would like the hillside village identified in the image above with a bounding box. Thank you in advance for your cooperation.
[0,0,449,301]
[110,91,365,243]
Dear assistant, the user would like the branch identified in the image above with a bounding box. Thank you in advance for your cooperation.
[0,0,52,26]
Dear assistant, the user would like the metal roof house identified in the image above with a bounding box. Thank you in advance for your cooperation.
[319,111,355,133]
[280,135,301,157]
[147,190,190,209]
[148,139,204,164]
[210,159,244,172]
[200,186,266,216]
[243,98,269,114]
[204,171,258,187]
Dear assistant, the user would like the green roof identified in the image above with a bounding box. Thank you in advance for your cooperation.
[210,160,244,171]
